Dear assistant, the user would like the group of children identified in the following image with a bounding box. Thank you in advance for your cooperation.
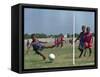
[54,35,65,47]
[75,25,93,58]
[26,25,93,60]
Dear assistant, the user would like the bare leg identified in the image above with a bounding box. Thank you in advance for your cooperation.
[57,43,59,47]
[61,42,63,47]
[89,48,92,56]
[35,50,46,60]
[44,45,55,48]
[79,49,84,58]
[84,48,87,57]
[78,47,81,52]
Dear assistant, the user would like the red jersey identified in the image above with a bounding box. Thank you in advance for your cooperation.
[84,32,92,43]
[54,38,60,45]
[84,32,93,48]
[60,35,64,41]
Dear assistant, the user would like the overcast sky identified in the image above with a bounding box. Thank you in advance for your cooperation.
[24,8,94,35]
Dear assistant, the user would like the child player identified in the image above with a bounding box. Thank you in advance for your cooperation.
[75,25,86,58]
[59,34,65,47]
[84,27,93,56]
[28,34,55,60]
[26,40,30,54]
[54,37,60,47]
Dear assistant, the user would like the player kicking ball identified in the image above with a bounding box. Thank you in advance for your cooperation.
[28,34,55,60]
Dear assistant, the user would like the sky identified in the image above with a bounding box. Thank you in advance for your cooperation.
[24,8,94,35]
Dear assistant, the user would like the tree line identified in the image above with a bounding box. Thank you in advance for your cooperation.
[24,33,95,39]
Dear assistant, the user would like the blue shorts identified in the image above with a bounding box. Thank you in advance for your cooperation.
[79,42,84,50]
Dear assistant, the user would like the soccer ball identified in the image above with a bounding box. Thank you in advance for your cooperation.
[48,53,55,62]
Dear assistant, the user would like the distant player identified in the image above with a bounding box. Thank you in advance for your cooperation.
[54,37,59,47]
[54,35,65,48]
[26,40,30,54]
[59,35,65,47]
[69,38,73,45]
[28,34,55,60]
[75,25,86,58]
[84,27,93,56]
[26,40,30,47]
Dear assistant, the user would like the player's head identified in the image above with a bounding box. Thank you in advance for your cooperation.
[87,26,90,33]
[31,34,36,40]
[60,34,63,37]
[82,25,86,32]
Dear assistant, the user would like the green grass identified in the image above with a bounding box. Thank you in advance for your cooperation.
[24,45,94,69]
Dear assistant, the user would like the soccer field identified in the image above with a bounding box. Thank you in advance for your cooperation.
[24,42,94,69]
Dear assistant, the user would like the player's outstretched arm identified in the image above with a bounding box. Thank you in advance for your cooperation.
[44,45,55,49]
[75,33,81,43]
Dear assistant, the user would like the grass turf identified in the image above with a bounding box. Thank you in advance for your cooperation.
[24,44,94,69]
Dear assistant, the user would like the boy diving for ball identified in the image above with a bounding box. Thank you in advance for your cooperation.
[28,34,55,60]
[75,25,86,58]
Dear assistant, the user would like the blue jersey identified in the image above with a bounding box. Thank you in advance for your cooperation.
[31,40,44,51]
[80,32,84,43]
[79,32,84,49]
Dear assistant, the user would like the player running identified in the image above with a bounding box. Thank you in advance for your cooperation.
[75,25,86,58]
[84,27,93,56]
[28,34,55,60]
